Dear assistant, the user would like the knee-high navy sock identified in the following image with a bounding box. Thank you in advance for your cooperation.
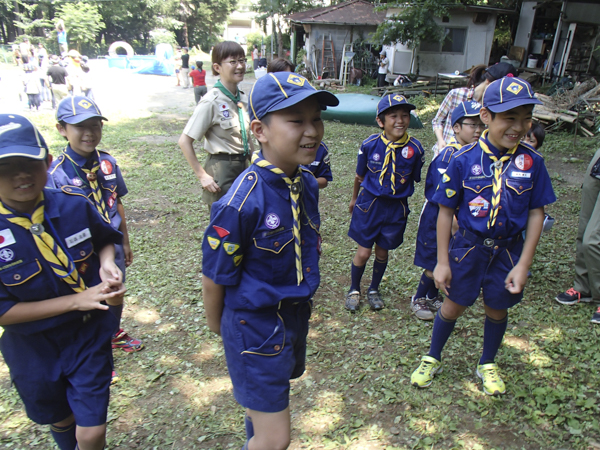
[369,258,388,292]
[426,283,439,300]
[415,272,435,299]
[427,310,457,361]
[350,262,366,292]
[244,414,254,439]
[50,423,77,450]
[108,304,123,335]
[479,314,508,365]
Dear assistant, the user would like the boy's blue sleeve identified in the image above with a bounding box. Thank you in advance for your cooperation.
[202,202,246,286]
[432,154,462,210]
[413,140,426,183]
[115,165,128,198]
[530,160,556,210]
[356,143,368,177]
[313,143,333,181]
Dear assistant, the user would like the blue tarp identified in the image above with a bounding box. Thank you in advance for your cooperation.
[107,44,175,76]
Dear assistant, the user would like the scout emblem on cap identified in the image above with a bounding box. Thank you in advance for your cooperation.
[265,213,280,229]
[393,94,406,102]
[78,99,92,109]
[0,122,21,137]
[471,164,483,176]
[469,195,490,218]
[401,146,414,159]
[506,82,523,95]
[515,154,533,171]
[0,248,14,263]
[287,74,305,86]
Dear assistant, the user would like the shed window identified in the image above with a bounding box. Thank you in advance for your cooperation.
[419,27,467,54]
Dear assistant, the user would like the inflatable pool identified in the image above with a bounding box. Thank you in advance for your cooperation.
[322,93,423,128]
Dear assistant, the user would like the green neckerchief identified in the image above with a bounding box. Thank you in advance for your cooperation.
[214,80,249,156]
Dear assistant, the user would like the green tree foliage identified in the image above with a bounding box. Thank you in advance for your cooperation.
[12,1,51,39]
[252,0,320,57]
[56,2,104,52]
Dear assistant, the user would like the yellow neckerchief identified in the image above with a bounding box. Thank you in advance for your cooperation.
[63,148,110,222]
[0,192,86,292]
[479,130,518,228]
[379,132,410,194]
[251,153,303,285]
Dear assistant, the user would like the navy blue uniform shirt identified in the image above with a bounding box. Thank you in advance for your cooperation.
[432,132,556,238]
[302,142,333,182]
[202,162,321,310]
[357,133,425,199]
[425,142,462,203]
[48,145,128,230]
[0,188,122,335]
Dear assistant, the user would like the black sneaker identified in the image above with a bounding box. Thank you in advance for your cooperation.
[591,306,600,324]
[367,290,385,310]
[555,288,592,305]
[345,290,361,311]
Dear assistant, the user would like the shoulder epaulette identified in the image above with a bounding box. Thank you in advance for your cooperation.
[409,136,425,153]
[227,171,258,212]
[362,133,381,145]
[454,142,477,159]
[519,142,543,158]
[98,149,112,156]
[49,154,67,174]
[441,143,461,163]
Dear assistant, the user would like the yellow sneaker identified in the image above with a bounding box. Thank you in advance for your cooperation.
[476,363,506,396]
[411,355,442,388]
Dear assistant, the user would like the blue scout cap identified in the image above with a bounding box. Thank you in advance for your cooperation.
[249,72,339,121]
[57,96,107,124]
[0,114,48,160]
[451,101,482,126]
[376,94,416,116]
[483,77,542,113]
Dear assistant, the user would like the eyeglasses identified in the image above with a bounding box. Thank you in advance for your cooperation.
[461,123,486,130]
[222,58,247,67]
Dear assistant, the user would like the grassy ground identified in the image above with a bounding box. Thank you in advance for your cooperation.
[1,94,600,449]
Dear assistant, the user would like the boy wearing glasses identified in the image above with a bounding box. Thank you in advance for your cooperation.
[178,41,254,209]
[411,101,483,320]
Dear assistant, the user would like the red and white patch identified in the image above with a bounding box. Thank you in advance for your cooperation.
[78,262,89,274]
[401,146,414,159]
[100,160,113,175]
[107,192,117,209]
[514,154,533,171]
[468,195,490,218]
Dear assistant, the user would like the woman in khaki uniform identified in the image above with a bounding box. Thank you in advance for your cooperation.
[178,41,253,209]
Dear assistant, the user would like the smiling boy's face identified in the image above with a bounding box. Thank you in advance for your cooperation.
[481,105,533,150]
[252,97,324,177]
[376,106,411,141]
[57,118,103,158]
[0,156,49,213]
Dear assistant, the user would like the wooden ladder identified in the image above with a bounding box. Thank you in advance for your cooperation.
[321,34,336,78]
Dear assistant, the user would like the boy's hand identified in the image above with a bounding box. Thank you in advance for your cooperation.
[505,263,529,294]
[433,262,452,296]
[348,199,356,214]
[123,243,134,267]
[74,283,125,311]
[199,173,221,193]
[437,138,447,150]
[99,261,123,285]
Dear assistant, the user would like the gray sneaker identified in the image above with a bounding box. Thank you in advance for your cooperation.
[345,290,361,311]
[411,296,434,321]
[426,294,443,313]
[367,290,385,310]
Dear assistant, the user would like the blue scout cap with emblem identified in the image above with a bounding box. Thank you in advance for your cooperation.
[483,77,542,113]
[57,96,108,124]
[0,114,48,160]
[249,72,339,121]
[451,100,482,126]
[377,94,416,116]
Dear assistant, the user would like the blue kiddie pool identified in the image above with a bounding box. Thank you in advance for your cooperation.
[322,93,423,128]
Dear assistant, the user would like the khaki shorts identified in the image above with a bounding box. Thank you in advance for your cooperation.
[202,154,248,208]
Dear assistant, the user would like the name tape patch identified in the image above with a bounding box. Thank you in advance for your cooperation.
[511,171,531,179]
[65,228,91,248]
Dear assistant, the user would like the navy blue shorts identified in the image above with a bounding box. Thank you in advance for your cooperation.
[348,190,409,250]
[414,200,439,272]
[221,302,311,413]
[0,310,116,426]
[447,231,524,309]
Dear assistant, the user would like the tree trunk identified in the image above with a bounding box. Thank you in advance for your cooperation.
[183,18,189,48]
[276,20,284,58]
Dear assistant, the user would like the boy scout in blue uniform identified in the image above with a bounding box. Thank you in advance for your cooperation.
[47,96,143,358]
[412,101,483,320]
[346,95,425,311]
[0,114,124,450]
[302,142,333,189]
[411,77,556,395]
[202,72,338,450]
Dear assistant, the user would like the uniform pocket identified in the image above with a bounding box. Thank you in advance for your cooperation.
[463,180,492,194]
[254,229,293,254]
[239,311,286,356]
[253,229,295,282]
[355,195,377,213]
[506,178,533,212]
[0,259,44,301]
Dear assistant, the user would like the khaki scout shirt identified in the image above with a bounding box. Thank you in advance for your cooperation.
[182,87,250,155]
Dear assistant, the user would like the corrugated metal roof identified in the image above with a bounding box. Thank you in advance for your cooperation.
[287,0,386,26]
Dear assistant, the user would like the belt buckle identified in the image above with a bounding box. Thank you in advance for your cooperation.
[483,238,494,247]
